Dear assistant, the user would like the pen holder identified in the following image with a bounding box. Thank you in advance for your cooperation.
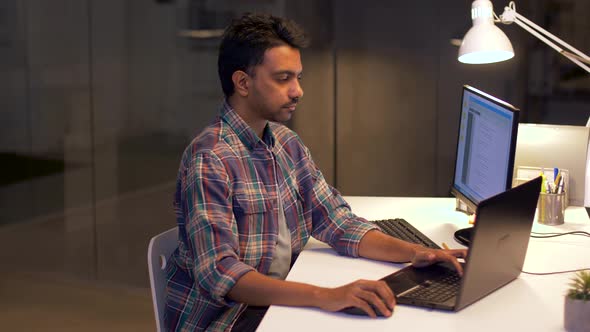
[537,192,565,225]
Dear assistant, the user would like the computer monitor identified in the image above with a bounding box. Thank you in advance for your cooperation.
[451,85,520,245]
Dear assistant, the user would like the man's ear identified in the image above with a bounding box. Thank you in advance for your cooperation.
[232,70,250,97]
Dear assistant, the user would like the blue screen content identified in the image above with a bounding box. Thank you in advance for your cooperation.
[453,89,516,205]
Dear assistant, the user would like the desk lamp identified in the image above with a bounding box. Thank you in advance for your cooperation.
[458,0,590,72]
[458,0,590,217]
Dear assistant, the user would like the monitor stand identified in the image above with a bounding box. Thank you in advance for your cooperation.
[454,227,473,247]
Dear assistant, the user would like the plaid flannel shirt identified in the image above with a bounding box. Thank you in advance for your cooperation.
[165,102,376,331]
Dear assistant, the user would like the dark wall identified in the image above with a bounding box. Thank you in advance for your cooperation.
[291,0,530,197]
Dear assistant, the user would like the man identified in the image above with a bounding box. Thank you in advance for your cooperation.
[165,13,467,332]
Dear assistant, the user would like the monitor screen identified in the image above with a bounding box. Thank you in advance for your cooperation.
[451,85,520,211]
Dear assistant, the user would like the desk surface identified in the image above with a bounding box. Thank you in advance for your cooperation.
[257,197,590,332]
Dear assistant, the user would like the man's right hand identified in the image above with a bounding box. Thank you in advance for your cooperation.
[315,279,395,317]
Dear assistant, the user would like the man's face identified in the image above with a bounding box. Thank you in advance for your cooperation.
[247,45,304,123]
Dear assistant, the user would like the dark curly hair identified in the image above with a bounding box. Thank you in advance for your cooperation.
[218,13,309,98]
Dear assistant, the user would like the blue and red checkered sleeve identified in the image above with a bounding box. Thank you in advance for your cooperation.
[182,150,255,305]
[298,146,378,257]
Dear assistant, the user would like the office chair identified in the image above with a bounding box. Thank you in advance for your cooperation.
[147,227,179,332]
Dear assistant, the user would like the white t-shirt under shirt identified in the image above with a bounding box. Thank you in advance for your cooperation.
[267,195,292,280]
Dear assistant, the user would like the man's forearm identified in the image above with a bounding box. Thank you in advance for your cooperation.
[358,229,419,262]
[227,270,324,307]
[227,268,396,317]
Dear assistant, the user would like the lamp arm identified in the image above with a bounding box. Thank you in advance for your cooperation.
[562,51,590,66]
[513,15,590,73]
[500,2,590,73]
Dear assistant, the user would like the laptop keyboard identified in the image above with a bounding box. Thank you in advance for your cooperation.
[372,218,441,249]
[402,273,461,303]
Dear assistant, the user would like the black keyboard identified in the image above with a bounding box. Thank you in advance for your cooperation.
[372,218,441,249]
[401,273,461,303]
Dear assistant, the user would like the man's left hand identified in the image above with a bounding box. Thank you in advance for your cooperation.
[411,247,468,276]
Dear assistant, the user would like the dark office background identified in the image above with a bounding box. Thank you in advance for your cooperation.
[0,0,588,330]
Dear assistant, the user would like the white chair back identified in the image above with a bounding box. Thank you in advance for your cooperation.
[147,227,179,332]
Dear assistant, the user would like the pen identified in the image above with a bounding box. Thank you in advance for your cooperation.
[554,167,559,182]
[557,176,564,194]
[546,180,554,194]
[554,172,562,190]
[442,242,450,250]
[553,172,561,186]
[545,180,553,193]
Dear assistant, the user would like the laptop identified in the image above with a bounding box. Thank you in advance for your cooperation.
[381,176,542,311]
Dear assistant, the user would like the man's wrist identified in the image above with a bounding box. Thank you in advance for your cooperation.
[408,243,422,261]
[310,285,327,308]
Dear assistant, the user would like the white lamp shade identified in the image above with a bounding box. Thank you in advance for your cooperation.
[458,23,515,64]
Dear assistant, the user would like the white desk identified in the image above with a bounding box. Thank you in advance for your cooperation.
[257,197,590,332]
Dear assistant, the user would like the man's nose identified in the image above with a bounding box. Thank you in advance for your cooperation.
[290,80,303,100]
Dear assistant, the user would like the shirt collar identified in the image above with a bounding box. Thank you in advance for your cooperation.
[221,100,276,150]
